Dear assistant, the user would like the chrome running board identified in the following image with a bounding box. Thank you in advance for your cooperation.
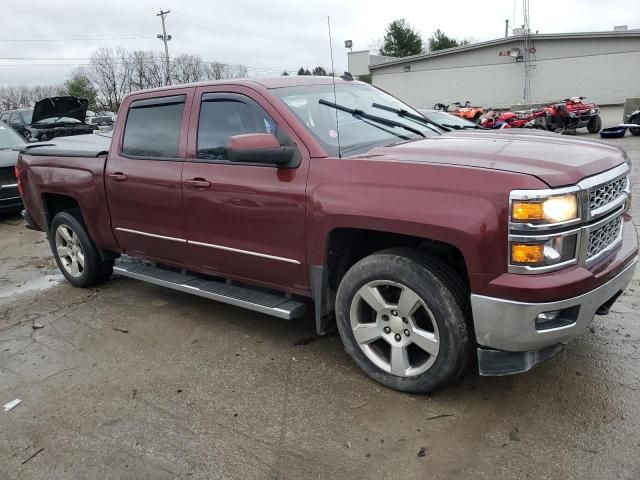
[113,256,306,320]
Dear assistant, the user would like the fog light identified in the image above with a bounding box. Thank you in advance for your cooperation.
[535,306,579,330]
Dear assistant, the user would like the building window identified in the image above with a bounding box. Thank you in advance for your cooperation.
[403,64,411,72]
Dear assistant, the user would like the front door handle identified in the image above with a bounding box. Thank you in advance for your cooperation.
[184,178,212,189]
[108,172,128,182]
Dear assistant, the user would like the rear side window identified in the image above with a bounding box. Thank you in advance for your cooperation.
[122,95,185,158]
[0,113,9,122]
[197,97,278,161]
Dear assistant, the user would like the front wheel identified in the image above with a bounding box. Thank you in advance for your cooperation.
[335,249,472,393]
[587,114,602,133]
[49,211,113,288]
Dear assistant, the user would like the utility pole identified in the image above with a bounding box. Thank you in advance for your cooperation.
[157,9,172,86]
[505,19,509,38]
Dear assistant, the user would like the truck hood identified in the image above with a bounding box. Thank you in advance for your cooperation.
[366,130,626,187]
[32,96,88,125]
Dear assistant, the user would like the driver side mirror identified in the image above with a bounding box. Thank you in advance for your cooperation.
[227,133,296,167]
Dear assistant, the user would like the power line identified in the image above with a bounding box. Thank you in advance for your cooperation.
[0,35,155,42]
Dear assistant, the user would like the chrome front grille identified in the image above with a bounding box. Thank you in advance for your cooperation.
[587,216,623,260]
[589,175,628,213]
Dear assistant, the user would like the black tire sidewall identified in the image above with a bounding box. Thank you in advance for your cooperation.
[49,212,103,287]
[587,115,602,133]
[335,252,470,393]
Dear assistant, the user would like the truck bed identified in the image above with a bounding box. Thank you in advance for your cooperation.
[17,131,112,157]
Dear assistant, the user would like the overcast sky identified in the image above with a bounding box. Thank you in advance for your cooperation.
[0,0,638,86]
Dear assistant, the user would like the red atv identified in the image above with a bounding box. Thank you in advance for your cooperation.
[541,97,602,133]
[479,108,547,129]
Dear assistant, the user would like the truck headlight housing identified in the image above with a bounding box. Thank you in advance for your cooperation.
[509,187,583,274]
[510,234,578,268]
[511,193,578,224]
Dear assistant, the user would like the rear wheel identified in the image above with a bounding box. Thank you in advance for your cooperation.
[49,211,113,287]
[587,114,602,133]
[335,248,472,393]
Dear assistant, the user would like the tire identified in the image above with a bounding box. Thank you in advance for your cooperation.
[335,248,472,393]
[587,114,602,134]
[629,114,640,136]
[49,210,113,288]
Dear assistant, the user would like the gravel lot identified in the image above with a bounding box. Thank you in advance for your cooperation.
[1,107,639,480]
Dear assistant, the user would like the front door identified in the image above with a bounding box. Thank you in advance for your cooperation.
[106,91,192,265]
[182,88,309,291]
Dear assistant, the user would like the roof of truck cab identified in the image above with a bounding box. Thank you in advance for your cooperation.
[126,76,360,96]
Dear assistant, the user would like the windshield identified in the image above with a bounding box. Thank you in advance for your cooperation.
[33,116,82,125]
[272,83,439,156]
[21,110,33,124]
[0,122,25,148]
[420,111,477,129]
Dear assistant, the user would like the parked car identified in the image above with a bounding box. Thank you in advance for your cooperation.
[2,97,96,143]
[0,121,26,212]
[0,109,33,139]
[16,77,637,393]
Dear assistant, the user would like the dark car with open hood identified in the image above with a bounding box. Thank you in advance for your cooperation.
[0,121,26,212]
[0,96,97,143]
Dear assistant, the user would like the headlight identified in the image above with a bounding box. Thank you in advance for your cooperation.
[510,234,578,269]
[511,193,578,224]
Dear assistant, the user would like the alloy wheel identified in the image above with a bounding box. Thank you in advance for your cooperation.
[349,280,440,377]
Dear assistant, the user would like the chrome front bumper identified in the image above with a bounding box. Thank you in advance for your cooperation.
[471,257,637,353]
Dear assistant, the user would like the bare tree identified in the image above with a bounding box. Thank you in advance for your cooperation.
[84,47,132,112]
[172,53,207,84]
[206,61,227,80]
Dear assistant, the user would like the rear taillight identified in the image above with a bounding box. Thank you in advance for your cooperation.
[14,163,23,196]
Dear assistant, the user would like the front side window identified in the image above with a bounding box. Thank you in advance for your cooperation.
[122,95,185,158]
[197,96,278,161]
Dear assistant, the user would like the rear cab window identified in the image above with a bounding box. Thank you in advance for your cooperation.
[122,95,186,159]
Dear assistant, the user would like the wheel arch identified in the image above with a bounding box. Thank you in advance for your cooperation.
[311,227,470,335]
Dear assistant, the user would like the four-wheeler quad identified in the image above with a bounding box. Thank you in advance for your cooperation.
[434,101,485,123]
[541,96,602,133]
[479,108,547,129]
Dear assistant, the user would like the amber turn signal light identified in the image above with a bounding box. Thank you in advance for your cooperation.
[511,243,545,264]
[512,201,544,221]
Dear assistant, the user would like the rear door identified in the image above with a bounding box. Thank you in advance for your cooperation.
[105,89,193,265]
[182,86,310,291]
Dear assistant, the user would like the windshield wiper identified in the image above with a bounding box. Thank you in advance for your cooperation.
[319,99,425,138]
[371,102,449,133]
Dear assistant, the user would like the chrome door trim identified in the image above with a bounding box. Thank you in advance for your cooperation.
[115,227,187,243]
[188,240,301,265]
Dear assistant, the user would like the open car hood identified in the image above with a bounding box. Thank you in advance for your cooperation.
[32,96,88,124]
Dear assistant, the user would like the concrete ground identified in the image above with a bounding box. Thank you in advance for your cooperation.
[1,107,639,480]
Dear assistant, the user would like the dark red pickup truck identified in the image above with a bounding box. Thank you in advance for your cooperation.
[16,77,637,392]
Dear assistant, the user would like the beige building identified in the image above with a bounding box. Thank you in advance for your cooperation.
[350,29,640,109]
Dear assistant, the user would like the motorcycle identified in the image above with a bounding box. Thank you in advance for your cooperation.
[479,108,547,129]
[541,96,602,133]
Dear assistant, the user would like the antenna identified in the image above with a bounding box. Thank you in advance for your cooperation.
[327,16,342,158]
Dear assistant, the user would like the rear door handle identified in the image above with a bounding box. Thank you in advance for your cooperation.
[108,172,128,182]
[184,178,212,189]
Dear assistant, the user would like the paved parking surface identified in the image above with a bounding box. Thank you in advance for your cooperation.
[1,108,639,479]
